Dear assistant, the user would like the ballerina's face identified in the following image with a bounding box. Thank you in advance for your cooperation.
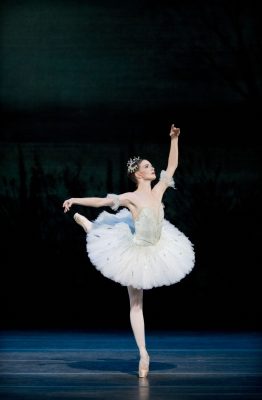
[136,159,156,181]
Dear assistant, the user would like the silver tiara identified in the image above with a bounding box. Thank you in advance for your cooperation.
[127,156,141,173]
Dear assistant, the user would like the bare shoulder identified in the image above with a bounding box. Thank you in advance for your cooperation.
[152,183,167,202]
[152,170,176,198]
[119,191,135,200]
[118,191,136,207]
[152,180,166,196]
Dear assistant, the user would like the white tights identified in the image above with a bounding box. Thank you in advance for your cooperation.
[127,286,148,356]
[75,213,148,357]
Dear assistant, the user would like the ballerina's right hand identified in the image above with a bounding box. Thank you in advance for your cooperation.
[63,198,74,213]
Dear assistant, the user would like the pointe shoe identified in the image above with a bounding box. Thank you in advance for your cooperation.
[73,213,88,233]
[138,354,150,378]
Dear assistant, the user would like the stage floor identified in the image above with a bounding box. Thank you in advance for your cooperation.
[0,330,261,399]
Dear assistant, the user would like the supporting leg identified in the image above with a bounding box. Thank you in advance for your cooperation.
[127,286,150,377]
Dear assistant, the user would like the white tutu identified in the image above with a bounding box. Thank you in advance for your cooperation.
[86,205,195,290]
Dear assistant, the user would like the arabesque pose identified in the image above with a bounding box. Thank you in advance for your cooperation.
[63,124,195,378]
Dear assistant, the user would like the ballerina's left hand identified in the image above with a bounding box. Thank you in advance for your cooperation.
[170,124,180,138]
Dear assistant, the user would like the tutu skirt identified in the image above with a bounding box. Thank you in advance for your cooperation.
[86,208,195,290]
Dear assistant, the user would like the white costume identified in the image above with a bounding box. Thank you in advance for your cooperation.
[86,171,195,289]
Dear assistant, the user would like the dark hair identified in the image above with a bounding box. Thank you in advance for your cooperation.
[127,158,143,184]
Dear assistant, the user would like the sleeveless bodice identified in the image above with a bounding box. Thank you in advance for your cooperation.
[87,175,195,290]
[133,204,164,246]
[88,195,195,289]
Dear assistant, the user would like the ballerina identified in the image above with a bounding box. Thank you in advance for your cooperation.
[62,124,195,378]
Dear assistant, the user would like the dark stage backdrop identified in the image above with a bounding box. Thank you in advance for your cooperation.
[0,0,261,331]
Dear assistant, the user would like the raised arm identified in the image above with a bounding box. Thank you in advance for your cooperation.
[165,123,180,177]
[152,124,180,198]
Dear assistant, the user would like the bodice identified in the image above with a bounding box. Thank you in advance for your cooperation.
[133,204,164,246]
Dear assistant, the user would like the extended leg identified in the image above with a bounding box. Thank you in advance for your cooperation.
[74,213,93,233]
[127,286,150,377]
